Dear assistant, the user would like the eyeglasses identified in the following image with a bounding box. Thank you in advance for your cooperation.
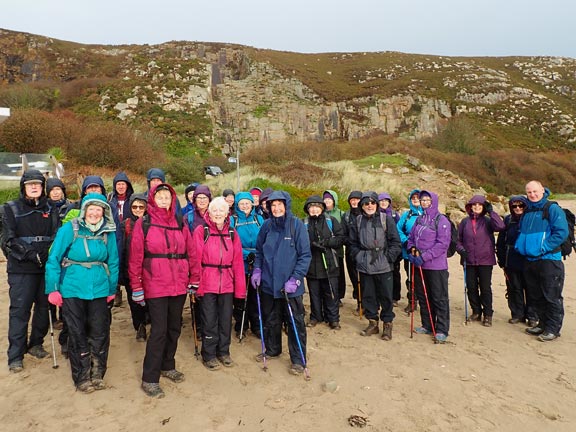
[363,200,377,206]
[131,205,146,210]
[420,198,431,202]
[511,204,525,209]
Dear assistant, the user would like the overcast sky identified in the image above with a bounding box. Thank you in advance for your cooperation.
[2,0,575,58]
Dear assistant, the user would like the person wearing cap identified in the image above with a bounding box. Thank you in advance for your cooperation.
[250,187,262,208]
[349,191,402,341]
[129,183,195,398]
[302,195,346,329]
[257,187,274,220]
[322,190,346,305]
[3,170,60,373]
[185,185,212,234]
[396,190,423,313]
[251,191,311,376]
[342,190,363,310]
[45,193,119,392]
[407,190,451,343]
[118,194,149,342]
[222,188,236,216]
[181,182,199,216]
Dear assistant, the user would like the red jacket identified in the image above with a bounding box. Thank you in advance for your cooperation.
[128,184,194,299]
[191,216,246,299]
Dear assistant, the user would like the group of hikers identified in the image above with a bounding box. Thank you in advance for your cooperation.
[2,167,569,398]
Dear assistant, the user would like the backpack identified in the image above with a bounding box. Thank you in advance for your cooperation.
[355,212,387,235]
[416,213,458,257]
[525,201,576,259]
[141,212,188,260]
[230,214,261,229]
[202,224,235,243]
[304,215,334,234]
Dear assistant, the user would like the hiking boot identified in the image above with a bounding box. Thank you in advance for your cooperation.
[136,324,147,342]
[92,379,106,390]
[404,302,417,314]
[526,326,544,336]
[27,345,49,359]
[538,332,559,342]
[217,355,234,368]
[527,319,539,327]
[203,358,221,371]
[414,326,432,335]
[161,369,185,382]
[114,289,123,307]
[77,381,95,394]
[360,320,379,336]
[435,333,448,344]
[329,321,341,330]
[469,312,482,322]
[306,320,319,328]
[381,322,393,341]
[8,360,23,373]
[508,318,524,324]
[289,363,305,375]
[141,381,165,398]
[483,316,492,327]
[255,352,280,362]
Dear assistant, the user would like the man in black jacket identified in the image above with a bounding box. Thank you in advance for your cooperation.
[2,170,59,372]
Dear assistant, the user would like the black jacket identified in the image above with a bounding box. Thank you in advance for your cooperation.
[304,214,345,279]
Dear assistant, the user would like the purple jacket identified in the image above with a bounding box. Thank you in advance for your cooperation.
[407,191,451,270]
[456,195,505,266]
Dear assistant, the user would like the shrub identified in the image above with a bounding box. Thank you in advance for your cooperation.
[163,155,204,186]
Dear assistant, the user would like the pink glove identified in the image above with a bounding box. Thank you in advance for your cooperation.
[284,277,300,294]
[107,295,116,303]
[48,291,63,307]
[251,268,262,288]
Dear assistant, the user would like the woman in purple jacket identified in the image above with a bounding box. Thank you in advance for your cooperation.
[456,195,505,327]
[407,190,451,343]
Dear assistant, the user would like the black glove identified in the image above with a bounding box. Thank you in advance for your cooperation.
[484,202,493,213]
[311,241,327,252]
[246,252,256,266]
[409,246,420,256]
[458,249,468,259]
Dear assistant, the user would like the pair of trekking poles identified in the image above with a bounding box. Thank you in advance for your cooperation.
[407,250,437,341]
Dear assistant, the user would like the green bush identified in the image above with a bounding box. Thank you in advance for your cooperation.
[164,155,204,186]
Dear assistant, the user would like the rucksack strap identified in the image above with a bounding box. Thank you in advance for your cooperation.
[144,252,188,259]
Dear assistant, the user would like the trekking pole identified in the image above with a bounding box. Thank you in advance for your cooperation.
[417,264,437,339]
[282,289,310,381]
[47,310,59,369]
[189,294,200,360]
[321,252,336,301]
[357,271,363,318]
[410,261,415,338]
[255,285,268,371]
[463,262,469,325]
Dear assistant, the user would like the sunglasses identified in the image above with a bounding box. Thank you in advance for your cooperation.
[511,204,525,209]
[131,205,146,210]
[363,200,377,206]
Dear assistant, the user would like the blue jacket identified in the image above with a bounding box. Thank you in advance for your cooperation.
[231,191,264,274]
[396,189,423,259]
[254,191,311,299]
[515,188,568,261]
[45,193,119,299]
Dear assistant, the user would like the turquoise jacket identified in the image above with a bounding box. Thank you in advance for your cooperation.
[45,193,119,299]
[396,189,423,259]
[515,188,568,261]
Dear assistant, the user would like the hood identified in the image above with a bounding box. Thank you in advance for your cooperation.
[147,183,178,216]
[184,182,199,203]
[507,195,529,219]
[260,187,274,202]
[465,194,487,215]
[129,193,147,207]
[46,177,66,199]
[81,175,106,198]
[347,190,362,206]
[303,195,326,215]
[266,190,293,216]
[407,189,421,214]
[323,189,340,207]
[193,184,212,202]
[359,191,379,216]
[20,169,46,199]
[146,168,166,189]
[420,190,440,218]
[112,172,134,196]
[79,193,116,231]
[234,191,254,214]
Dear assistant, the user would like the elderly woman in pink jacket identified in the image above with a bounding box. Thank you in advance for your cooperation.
[128,183,195,399]
[191,197,246,371]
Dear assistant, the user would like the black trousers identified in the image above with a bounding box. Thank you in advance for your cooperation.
[261,292,307,366]
[524,260,564,335]
[414,268,450,336]
[392,257,402,301]
[7,273,48,364]
[345,252,359,300]
[142,295,186,383]
[233,280,260,335]
[465,265,493,317]
[403,259,415,303]
[125,283,148,331]
[63,297,110,385]
[360,272,394,323]
[504,268,537,321]
[337,256,346,300]
[307,277,339,323]
[201,292,234,361]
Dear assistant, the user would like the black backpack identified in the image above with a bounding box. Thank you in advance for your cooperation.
[525,201,576,259]
[416,213,458,257]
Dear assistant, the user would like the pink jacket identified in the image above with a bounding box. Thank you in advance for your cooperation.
[128,184,194,299]
[191,216,246,299]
